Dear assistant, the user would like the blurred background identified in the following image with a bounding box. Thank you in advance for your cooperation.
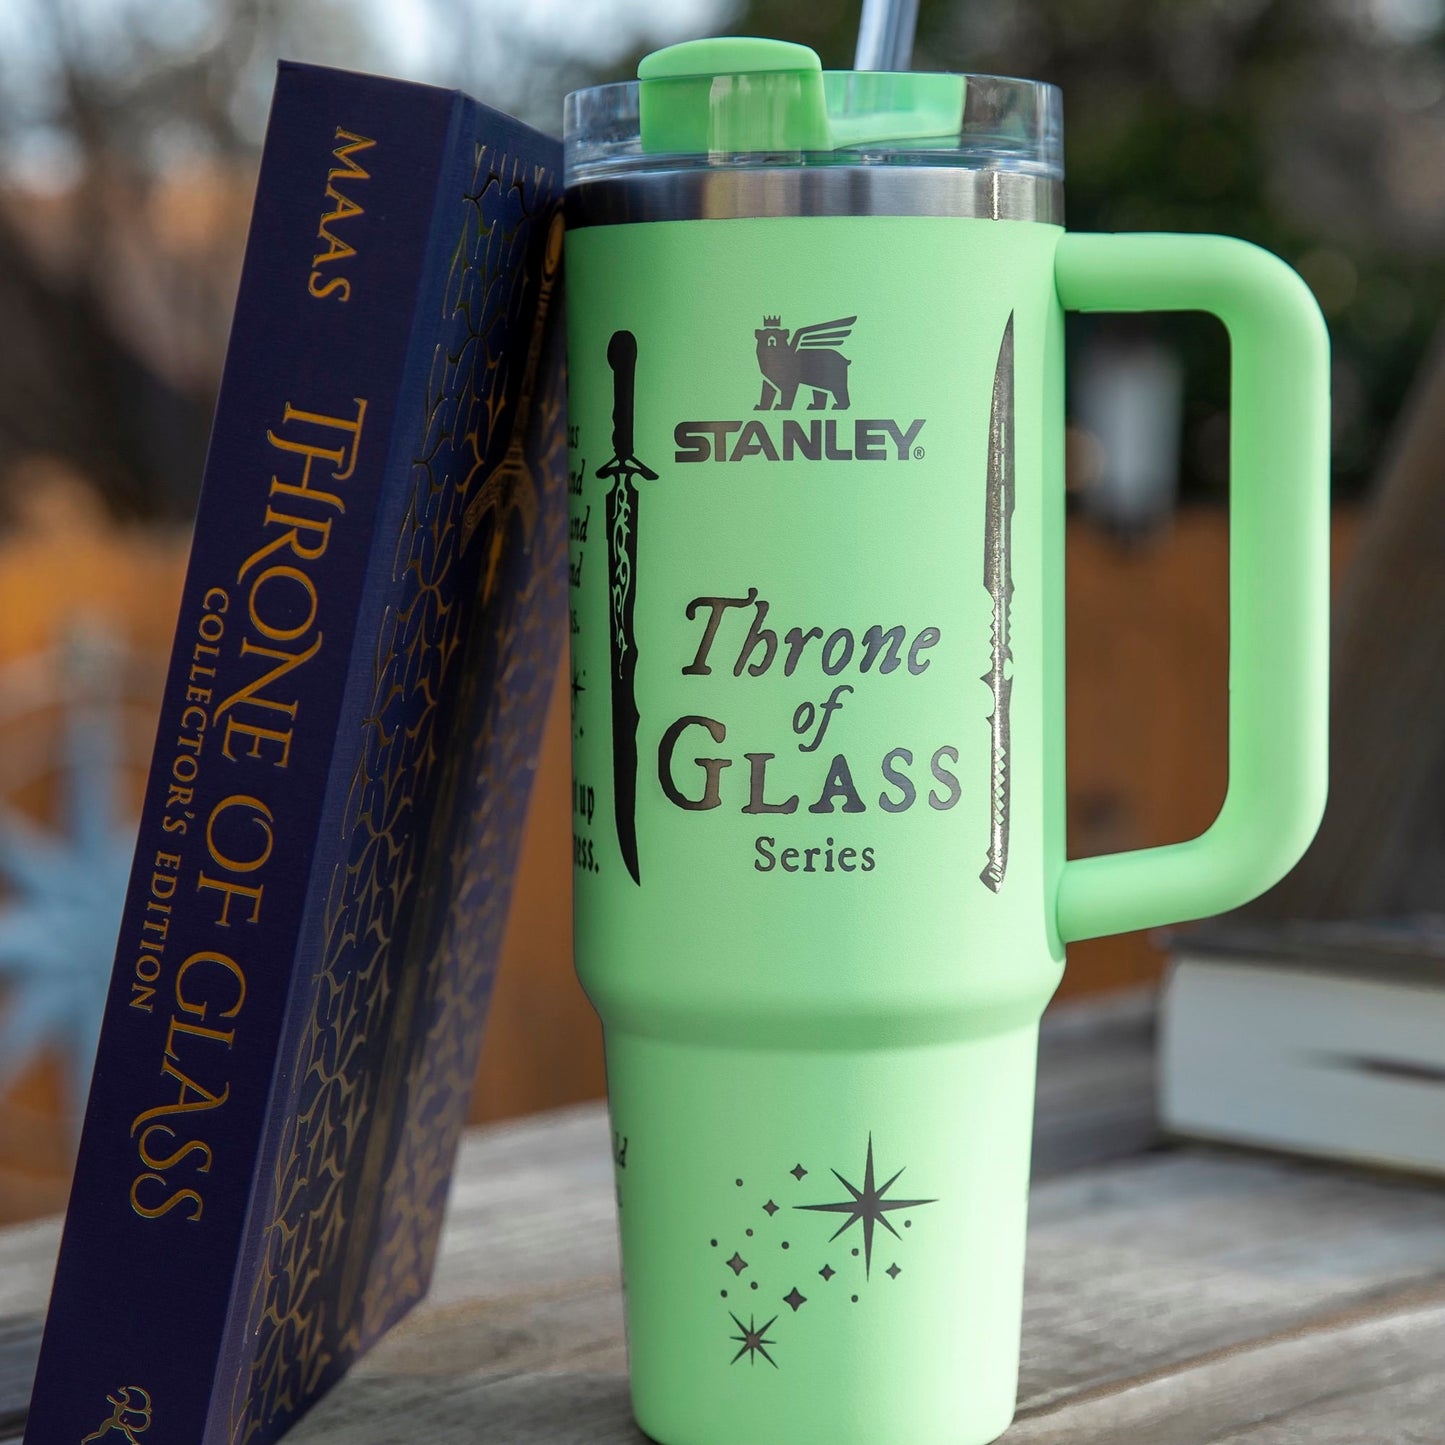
[0,0,1437,1216]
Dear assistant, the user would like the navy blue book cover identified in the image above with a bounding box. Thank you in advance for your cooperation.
[24,62,566,1445]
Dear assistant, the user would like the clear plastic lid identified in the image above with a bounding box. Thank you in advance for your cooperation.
[564,38,1062,188]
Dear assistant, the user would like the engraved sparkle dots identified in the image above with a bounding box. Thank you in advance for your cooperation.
[712,1137,934,1369]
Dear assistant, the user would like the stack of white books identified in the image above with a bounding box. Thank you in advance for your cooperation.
[1160,918,1445,1175]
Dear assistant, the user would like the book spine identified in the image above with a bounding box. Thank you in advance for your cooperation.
[212,115,569,1445]
[25,65,453,1444]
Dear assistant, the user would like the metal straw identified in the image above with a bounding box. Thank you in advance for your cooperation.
[854,0,920,70]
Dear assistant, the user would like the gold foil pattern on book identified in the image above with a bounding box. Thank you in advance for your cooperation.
[226,144,564,1443]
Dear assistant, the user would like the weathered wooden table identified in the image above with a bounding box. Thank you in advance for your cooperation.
[2,991,1442,1442]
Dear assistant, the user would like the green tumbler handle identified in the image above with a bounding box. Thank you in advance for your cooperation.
[1053,233,1330,945]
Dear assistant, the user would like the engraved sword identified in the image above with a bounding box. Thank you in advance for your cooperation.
[981,312,1015,893]
[461,210,565,593]
[597,331,656,886]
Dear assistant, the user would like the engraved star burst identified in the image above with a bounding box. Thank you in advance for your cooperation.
[796,1134,935,1278]
[729,1311,778,1368]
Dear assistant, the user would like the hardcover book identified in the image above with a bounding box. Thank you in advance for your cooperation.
[1161,918,1445,1175]
[25,62,567,1444]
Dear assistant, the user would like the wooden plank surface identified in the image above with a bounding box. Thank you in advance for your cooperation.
[279,1134,1445,1444]
[5,991,1445,1443]
[1030,985,1158,1177]
[0,1216,61,1440]
[1010,1289,1445,1443]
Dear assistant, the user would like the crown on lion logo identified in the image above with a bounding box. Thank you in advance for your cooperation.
[761,314,782,329]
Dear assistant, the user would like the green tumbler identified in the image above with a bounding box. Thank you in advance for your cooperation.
[563,38,1328,1445]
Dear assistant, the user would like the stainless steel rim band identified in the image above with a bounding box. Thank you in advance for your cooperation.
[565,167,1063,227]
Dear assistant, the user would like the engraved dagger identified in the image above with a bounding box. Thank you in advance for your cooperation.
[980,312,1015,893]
[597,331,656,886]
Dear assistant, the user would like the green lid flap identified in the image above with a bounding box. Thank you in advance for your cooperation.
[637,37,966,156]
[639,38,830,155]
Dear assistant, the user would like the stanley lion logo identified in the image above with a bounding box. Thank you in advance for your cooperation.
[674,311,923,463]
[80,1386,152,1444]
[754,315,856,412]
